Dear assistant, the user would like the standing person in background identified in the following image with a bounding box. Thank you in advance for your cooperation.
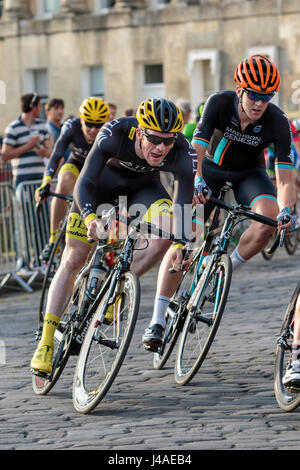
[2,93,52,188]
[108,102,117,121]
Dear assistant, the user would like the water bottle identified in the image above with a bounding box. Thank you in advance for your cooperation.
[86,266,106,302]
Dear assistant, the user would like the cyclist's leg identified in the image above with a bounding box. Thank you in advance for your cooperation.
[232,168,278,265]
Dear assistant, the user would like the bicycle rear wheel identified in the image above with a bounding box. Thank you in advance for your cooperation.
[274,281,300,412]
[174,253,232,386]
[72,271,140,414]
[38,230,66,327]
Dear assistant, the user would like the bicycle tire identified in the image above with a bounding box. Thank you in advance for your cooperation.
[38,230,66,327]
[274,281,300,412]
[32,274,88,395]
[153,257,200,370]
[174,253,232,386]
[72,270,140,414]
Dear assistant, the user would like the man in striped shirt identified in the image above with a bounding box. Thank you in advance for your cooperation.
[2,93,52,188]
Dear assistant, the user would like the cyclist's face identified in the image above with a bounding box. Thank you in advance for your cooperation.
[137,128,175,167]
[237,86,269,121]
[81,119,102,143]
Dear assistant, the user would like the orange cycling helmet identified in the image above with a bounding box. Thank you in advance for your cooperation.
[234,54,280,93]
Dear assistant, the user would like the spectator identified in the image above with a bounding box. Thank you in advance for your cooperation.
[2,93,52,188]
[45,97,70,164]
[108,102,117,121]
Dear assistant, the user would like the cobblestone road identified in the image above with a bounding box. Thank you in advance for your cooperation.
[1,247,300,451]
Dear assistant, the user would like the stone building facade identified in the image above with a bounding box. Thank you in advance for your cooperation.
[0,0,299,134]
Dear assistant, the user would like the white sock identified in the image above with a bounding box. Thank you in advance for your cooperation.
[230,248,247,271]
[150,295,170,328]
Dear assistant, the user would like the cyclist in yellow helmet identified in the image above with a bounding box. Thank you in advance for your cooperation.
[31,97,199,375]
[36,97,110,262]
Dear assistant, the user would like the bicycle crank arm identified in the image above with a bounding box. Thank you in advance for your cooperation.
[96,336,119,349]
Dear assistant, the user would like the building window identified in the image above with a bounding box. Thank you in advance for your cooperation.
[81,66,105,99]
[187,49,221,111]
[0,0,4,18]
[94,0,115,12]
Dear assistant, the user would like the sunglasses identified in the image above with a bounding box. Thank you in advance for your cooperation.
[141,130,176,146]
[83,121,103,129]
[244,89,275,103]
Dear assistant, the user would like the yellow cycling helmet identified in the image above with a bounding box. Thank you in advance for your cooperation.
[136,98,184,133]
[79,97,110,125]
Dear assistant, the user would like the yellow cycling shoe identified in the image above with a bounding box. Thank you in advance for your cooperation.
[103,295,122,325]
[31,344,53,375]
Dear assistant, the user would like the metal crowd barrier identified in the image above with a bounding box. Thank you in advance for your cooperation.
[0,178,52,293]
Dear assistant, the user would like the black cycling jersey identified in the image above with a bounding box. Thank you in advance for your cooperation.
[45,118,92,178]
[192,91,293,171]
[73,117,197,238]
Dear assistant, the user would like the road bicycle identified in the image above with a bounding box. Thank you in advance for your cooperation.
[153,182,280,386]
[36,192,73,334]
[274,281,300,412]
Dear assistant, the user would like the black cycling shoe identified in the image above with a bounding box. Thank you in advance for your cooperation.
[40,243,54,262]
[142,323,164,352]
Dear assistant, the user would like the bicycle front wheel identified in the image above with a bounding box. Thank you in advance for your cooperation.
[274,281,300,412]
[175,253,232,386]
[72,271,140,414]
